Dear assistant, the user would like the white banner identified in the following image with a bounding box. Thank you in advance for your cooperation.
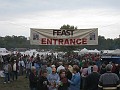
[30,28,98,45]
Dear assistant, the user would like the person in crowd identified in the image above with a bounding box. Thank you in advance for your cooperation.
[79,60,84,68]
[34,60,40,76]
[3,61,12,83]
[117,64,120,78]
[100,62,107,74]
[64,63,72,80]
[18,57,25,76]
[0,55,4,70]
[46,63,52,75]
[84,65,100,90]
[68,65,73,73]
[58,69,69,90]
[25,60,32,78]
[39,63,47,77]
[37,69,49,90]
[29,66,38,90]
[81,64,88,90]
[47,67,60,90]
[57,62,65,73]
[98,64,120,90]
[12,60,18,81]
[68,66,81,90]
[51,64,56,68]
[30,55,34,62]
[87,61,93,75]
[112,62,118,74]
[112,63,119,76]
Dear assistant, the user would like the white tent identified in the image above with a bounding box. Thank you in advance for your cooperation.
[88,50,94,53]
[94,49,100,54]
[102,50,114,54]
[24,49,38,56]
[112,49,120,55]
[88,49,100,54]
[78,48,88,55]
[73,50,79,53]
[0,48,10,56]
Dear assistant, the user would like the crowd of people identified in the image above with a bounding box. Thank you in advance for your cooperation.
[0,52,120,90]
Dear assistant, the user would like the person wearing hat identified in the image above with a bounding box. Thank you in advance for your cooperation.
[84,65,100,90]
[12,60,18,81]
[47,67,60,90]
[98,64,120,90]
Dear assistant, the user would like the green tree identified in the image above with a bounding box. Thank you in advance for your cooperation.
[114,38,120,49]
[60,24,77,30]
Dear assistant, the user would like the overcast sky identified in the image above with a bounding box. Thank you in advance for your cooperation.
[0,0,120,39]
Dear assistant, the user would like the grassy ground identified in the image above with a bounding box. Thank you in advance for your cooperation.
[0,76,29,90]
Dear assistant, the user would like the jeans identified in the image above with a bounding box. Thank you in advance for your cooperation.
[4,72,10,82]
[19,66,24,76]
[12,71,18,80]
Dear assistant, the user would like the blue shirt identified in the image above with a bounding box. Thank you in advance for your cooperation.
[69,72,81,90]
[46,67,52,75]
[47,73,60,83]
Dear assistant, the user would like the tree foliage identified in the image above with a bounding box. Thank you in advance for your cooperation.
[60,24,77,30]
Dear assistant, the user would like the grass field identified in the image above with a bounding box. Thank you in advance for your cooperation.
[0,76,29,90]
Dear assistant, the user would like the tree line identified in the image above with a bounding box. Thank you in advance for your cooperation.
[0,35,119,51]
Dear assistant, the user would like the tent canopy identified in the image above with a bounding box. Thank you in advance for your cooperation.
[78,48,88,55]
[112,49,120,55]
[0,48,10,56]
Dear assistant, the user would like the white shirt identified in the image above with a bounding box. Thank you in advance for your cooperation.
[87,66,93,75]
[13,63,16,71]
[57,65,65,72]
[18,60,25,67]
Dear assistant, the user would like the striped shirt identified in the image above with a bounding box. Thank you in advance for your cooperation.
[98,72,120,90]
